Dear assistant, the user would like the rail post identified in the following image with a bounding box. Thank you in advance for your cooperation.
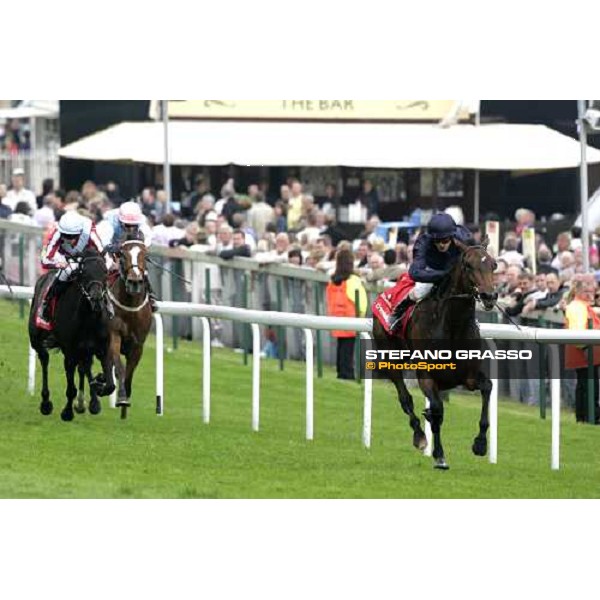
[587,318,595,424]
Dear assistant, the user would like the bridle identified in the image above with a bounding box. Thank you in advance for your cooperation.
[117,240,147,281]
[73,255,109,311]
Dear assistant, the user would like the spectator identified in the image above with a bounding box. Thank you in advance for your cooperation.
[0,183,12,219]
[153,214,185,247]
[182,176,209,218]
[247,192,275,239]
[36,178,54,210]
[273,201,287,233]
[287,180,304,231]
[537,245,556,274]
[231,213,257,252]
[5,168,36,215]
[106,181,125,207]
[499,235,524,267]
[523,272,566,314]
[9,201,35,225]
[326,247,367,380]
[564,274,600,423]
[357,179,379,218]
[287,246,303,266]
[219,229,252,260]
[297,210,322,245]
[169,222,199,248]
[505,272,536,317]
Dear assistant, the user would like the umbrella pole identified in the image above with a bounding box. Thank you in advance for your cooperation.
[162,100,172,215]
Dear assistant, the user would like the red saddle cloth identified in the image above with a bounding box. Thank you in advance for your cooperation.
[372,273,416,339]
[35,279,58,331]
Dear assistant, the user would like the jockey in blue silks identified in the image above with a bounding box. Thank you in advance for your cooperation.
[389,212,473,333]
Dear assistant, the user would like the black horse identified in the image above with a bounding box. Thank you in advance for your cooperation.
[29,247,116,421]
[372,238,498,469]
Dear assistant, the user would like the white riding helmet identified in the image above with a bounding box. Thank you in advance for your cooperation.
[58,211,85,236]
[119,201,144,226]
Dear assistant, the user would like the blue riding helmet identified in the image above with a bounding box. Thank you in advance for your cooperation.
[428,213,457,240]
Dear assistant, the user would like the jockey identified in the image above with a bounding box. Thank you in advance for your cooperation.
[40,211,105,321]
[103,201,158,312]
[388,212,473,332]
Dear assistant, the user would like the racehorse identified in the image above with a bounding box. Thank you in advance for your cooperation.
[372,238,498,470]
[107,240,153,419]
[28,247,115,421]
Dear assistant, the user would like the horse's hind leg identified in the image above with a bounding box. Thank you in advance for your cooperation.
[472,372,493,457]
[38,348,53,416]
[74,362,87,414]
[391,375,427,451]
[61,356,78,422]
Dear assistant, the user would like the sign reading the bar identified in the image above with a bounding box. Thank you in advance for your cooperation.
[167,100,471,121]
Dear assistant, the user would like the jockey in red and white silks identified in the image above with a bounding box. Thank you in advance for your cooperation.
[42,211,104,282]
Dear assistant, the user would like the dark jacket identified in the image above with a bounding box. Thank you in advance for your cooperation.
[0,204,12,219]
[219,244,251,260]
[535,286,567,310]
[409,225,472,284]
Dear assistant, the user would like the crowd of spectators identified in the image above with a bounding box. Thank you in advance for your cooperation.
[2,170,600,322]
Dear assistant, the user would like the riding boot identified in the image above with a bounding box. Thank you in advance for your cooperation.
[388,296,415,333]
[145,275,159,313]
[41,279,69,321]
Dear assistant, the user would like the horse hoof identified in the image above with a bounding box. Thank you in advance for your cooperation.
[97,383,115,398]
[74,403,86,414]
[89,400,102,416]
[434,459,450,470]
[40,401,53,416]
[120,406,128,420]
[472,438,487,457]
[60,409,74,422]
[413,432,428,452]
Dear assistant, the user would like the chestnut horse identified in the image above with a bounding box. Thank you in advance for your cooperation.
[372,239,498,470]
[107,240,153,419]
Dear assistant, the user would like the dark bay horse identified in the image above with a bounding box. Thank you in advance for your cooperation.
[28,247,116,421]
[107,240,153,419]
[372,239,498,469]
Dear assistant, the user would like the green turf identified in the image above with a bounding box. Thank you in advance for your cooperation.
[1,298,599,498]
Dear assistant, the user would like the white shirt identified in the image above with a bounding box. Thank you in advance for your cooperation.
[5,188,37,215]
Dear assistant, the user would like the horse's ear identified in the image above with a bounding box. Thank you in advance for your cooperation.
[480,234,490,250]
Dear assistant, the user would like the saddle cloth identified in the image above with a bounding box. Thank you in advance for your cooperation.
[35,278,58,331]
[372,273,416,339]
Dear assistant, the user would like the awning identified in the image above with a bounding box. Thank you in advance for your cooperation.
[58,120,600,171]
[0,100,59,120]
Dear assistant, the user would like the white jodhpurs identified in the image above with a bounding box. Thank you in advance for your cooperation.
[410,282,434,301]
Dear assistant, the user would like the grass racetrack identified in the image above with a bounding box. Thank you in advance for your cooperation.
[1,298,599,498]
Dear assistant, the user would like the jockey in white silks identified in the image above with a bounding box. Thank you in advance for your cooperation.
[40,211,105,320]
[99,201,158,312]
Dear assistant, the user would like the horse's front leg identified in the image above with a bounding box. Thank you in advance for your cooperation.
[123,344,144,407]
[421,378,448,470]
[74,361,88,414]
[472,371,493,457]
[391,374,427,451]
[81,357,101,415]
[38,347,53,416]
[61,355,78,422]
